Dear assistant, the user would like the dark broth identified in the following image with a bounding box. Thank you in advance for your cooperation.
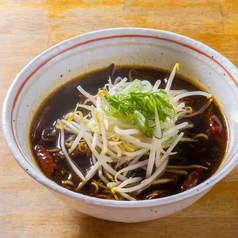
[30,65,228,200]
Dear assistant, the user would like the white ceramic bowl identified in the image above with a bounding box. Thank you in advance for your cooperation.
[2,28,238,223]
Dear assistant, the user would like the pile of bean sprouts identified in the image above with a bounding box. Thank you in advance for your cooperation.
[56,64,212,201]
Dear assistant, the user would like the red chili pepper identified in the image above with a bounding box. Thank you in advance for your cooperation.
[79,94,87,102]
[206,111,226,142]
[181,168,203,191]
[33,144,58,177]
[79,94,94,106]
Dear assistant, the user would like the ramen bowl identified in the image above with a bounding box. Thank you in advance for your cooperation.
[2,28,238,223]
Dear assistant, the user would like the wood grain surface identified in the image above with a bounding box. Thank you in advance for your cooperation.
[1,0,238,237]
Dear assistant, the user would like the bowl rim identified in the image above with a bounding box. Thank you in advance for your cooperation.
[2,27,238,208]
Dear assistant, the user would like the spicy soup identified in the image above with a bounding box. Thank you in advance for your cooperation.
[30,64,227,201]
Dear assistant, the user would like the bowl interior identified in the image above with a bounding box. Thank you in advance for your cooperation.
[3,28,238,206]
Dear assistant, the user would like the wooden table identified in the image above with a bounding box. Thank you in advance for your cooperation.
[1,0,238,237]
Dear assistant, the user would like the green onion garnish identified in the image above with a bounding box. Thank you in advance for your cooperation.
[101,79,175,137]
